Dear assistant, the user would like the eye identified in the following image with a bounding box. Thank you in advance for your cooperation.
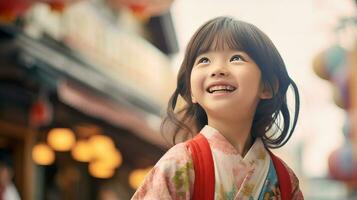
[230,55,245,62]
[197,57,210,64]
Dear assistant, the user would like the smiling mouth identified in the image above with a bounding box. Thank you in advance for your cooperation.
[207,85,237,93]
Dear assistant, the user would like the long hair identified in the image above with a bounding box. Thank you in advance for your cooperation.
[161,16,300,148]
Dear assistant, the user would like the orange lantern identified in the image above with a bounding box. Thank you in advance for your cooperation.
[89,134,115,157]
[128,167,152,189]
[47,128,76,151]
[89,161,115,179]
[32,143,55,165]
[95,148,122,168]
[71,140,93,162]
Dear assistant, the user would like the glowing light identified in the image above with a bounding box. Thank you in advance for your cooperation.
[32,143,55,165]
[96,149,122,168]
[88,161,115,179]
[129,167,152,189]
[71,140,93,162]
[47,128,76,151]
[89,135,115,157]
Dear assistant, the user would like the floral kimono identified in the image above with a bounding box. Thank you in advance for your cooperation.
[131,125,303,200]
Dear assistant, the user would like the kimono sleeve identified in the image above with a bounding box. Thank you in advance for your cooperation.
[131,142,195,200]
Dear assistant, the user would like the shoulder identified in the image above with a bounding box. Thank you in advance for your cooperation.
[131,142,194,200]
[152,141,195,190]
[156,142,193,169]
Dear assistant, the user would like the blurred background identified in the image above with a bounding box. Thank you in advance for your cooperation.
[0,0,356,199]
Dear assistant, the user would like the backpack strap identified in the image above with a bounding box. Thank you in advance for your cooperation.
[268,150,292,200]
[187,133,215,200]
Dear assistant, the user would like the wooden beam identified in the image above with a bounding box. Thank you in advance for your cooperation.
[0,120,27,139]
[0,120,37,200]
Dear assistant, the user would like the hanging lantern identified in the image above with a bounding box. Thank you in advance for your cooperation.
[312,45,350,109]
[95,148,122,168]
[328,143,357,183]
[46,0,66,12]
[47,128,76,151]
[37,0,75,13]
[32,143,55,165]
[88,161,115,179]
[106,0,174,19]
[312,45,347,81]
[29,95,53,127]
[89,134,115,157]
[71,140,93,162]
[128,167,152,189]
[0,0,32,23]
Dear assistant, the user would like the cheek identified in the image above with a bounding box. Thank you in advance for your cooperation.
[190,70,204,96]
[238,69,262,95]
[243,75,261,90]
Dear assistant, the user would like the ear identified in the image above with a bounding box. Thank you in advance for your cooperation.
[259,81,274,100]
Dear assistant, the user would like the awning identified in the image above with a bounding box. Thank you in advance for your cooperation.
[3,25,169,148]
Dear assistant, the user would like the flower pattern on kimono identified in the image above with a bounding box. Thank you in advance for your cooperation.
[216,183,237,200]
[262,183,281,200]
[161,143,192,166]
[131,142,194,200]
[208,131,238,155]
[133,167,182,200]
[232,161,255,188]
[172,162,193,198]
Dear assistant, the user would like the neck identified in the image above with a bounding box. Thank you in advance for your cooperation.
[208,116,254,157]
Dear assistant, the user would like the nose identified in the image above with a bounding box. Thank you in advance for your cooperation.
[210,66,229,77]
[211,72,227,77]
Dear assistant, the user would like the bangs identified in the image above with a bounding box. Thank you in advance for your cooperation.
[194,18,249,57]
[187,16,280,78]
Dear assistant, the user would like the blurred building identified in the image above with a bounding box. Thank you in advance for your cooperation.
[0,0,178,199]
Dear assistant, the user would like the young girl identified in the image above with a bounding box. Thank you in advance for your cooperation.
[131,16,303,200]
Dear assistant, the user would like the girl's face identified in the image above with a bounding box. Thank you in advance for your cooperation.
[190,49,271,120]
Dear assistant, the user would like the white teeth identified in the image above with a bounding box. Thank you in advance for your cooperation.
[208,85,236,93]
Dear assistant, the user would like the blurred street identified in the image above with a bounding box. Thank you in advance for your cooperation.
[0,0,357,199]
